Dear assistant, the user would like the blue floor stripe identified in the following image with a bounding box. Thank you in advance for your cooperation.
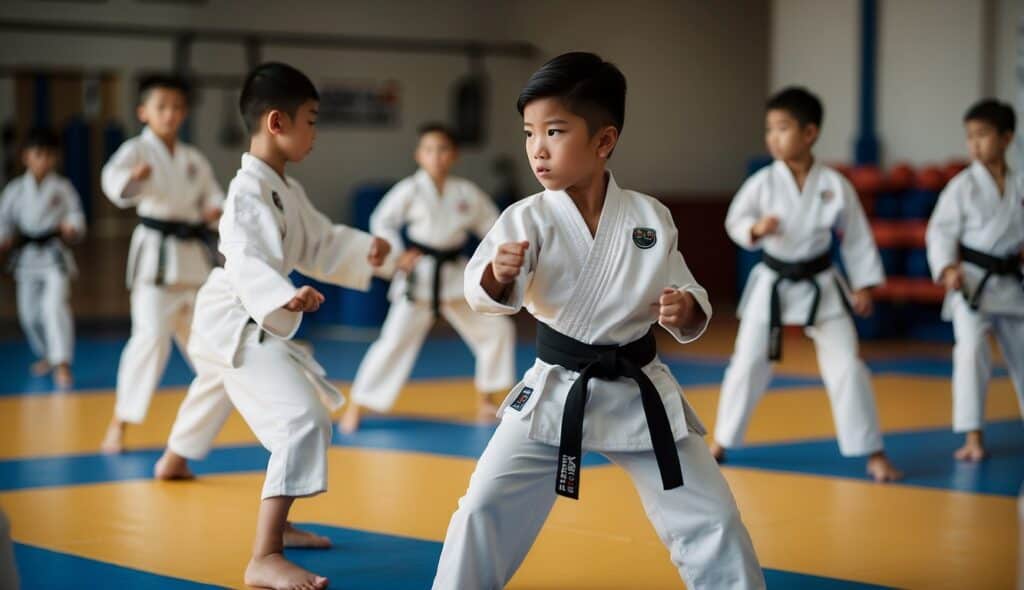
[0,336,850,396]
[14,543,222,589]
[724,419,1024,496]
[11,525,889,590]
[2,416,1020,496]
[286,523,891,590]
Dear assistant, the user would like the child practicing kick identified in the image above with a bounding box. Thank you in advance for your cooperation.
[926,98,1024,461]
[100,75,224,453]
[432,52,765,590]
[180,62,388,589]
[711,87,903,482]
[0,128,86,389]
[339,122,515,433]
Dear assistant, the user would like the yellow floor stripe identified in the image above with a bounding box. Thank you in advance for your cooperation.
[2,447,1016,589]
[2,374,1019,460]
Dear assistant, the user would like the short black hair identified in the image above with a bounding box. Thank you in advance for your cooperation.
[23,127,59,152]
[766,86,823,128]
[138,74,191,106]
[239,62,320,134]
[516,52,626,136]
[964,99,1016,134]
[417,122,458,148]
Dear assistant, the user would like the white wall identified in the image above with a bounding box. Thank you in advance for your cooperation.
[0,0,771,221]
[771,0,1021,167]
[876,0,984,165]
[770,0,859,164]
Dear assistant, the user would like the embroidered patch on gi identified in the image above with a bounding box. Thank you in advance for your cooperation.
[820,189,834,201]
[49,194,61,209]
[632,227,657,249]
[457,200,470,214]
[271,191,284,211]
[510,387,533,411]
[186,162,198,181]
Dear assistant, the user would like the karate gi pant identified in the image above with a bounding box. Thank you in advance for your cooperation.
[715,315,883,456]
[115,284,197,424]
[950,297,1024,433]
[183,326,332,499]
[432,415,765,590]
[351,297,515,412]
[16,268,73,366]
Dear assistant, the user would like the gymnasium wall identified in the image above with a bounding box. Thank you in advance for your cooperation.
[0,0,770,225]
[771,0,1022,168]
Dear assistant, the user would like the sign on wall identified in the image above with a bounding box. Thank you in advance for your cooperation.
[317,79,400,127]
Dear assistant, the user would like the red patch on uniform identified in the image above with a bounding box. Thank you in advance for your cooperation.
[49,194,61,209]
[186,162,198,181]
[820,189,834,201]
[457,200,470,214]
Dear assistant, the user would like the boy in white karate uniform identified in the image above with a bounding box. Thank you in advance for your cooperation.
[0,128,86,389]
[339,123,515,433]
[100,75,224,453]
[926,99,1024,462]
[432,52,764,590]
[183,62,388,589]
[710,87,902,482]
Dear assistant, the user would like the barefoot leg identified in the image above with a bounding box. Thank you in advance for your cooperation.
[866,451,903,482]
[154,450,195,480]
[282,522,332,549]
[476,392,501,421]
[101,416,125,454]
[244,497,328,590]
[708,442,726,463]
[53,363,73,390]
[30,359,51,376]
[338,403,361,435]
[954,430,988,462]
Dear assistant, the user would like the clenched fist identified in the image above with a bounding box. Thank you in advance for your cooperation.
[283,285,325,313]
[367,237,391,268]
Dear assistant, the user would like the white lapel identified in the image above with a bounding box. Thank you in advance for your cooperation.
[551,171,627,340]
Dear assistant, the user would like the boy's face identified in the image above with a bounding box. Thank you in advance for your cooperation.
[522,97,617,191]
[137,87,188,140]
[965,120,1012,165]
[23,147,57,179]
[268,99,319,163]
[765,109,818,162]
[415,131,457,180]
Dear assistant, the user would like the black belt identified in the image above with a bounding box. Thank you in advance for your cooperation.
[405,239,463,319]
[138,216,217,286]
[960,244,1024,311]
[535,323,683,500]
[7,229,64,273]
[762,251,849,361]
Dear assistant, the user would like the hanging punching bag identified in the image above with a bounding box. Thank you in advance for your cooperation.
[452,53,488,147]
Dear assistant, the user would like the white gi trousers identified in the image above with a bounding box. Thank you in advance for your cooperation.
[714,315,884,456]
[115,284,197,423]
[178,326,332,499]
[432,415,765,590]
[950,296,1024,432]
[16,267,73,366]
[351,297,516,412]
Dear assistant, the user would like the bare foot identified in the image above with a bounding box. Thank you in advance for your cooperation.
[154,450,195,480]
[53,364,73,390]
[101,418,125,454]
[339,403,361,435]
[709,442,726,463]
[954,431,987,462]
[244,552,328,590]
[866,452,903,482]
[30,359,51,376]
[476,401,499,420]
[283,522,332,549]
